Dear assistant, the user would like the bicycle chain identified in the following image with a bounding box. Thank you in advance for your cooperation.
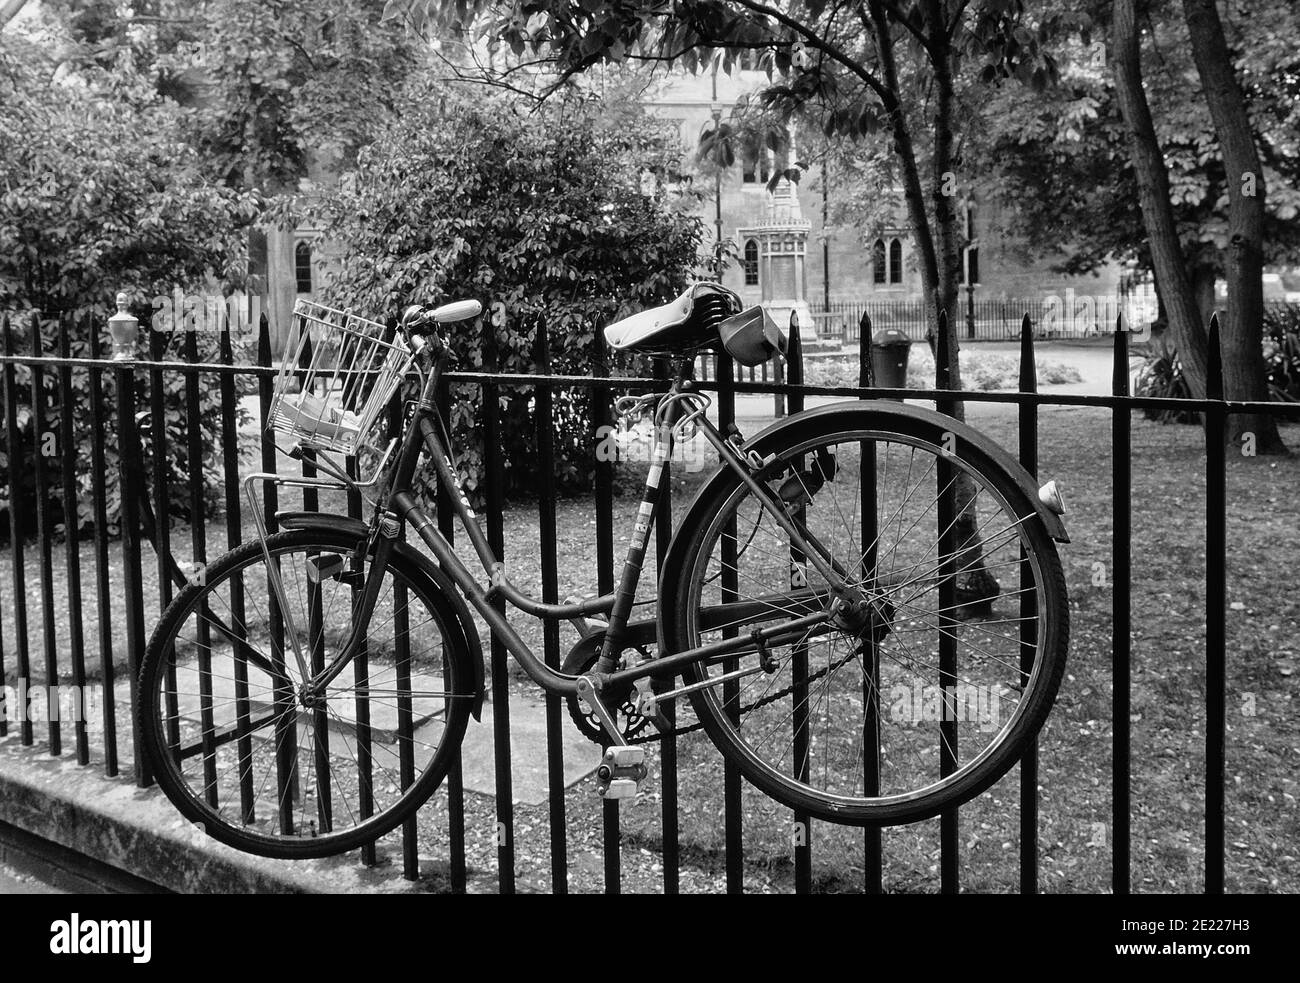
[625,650,859,745]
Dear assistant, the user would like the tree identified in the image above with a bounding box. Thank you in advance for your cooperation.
[0,31,258,316]
[1112,0,1210,398]
[389,2,1075,388]
[967,0,1292,452]
[1108,0,1288,451]
[1180,0,1284,452]
[313,77,709,498]
[37,0,424,195]
[384,0,1071,606]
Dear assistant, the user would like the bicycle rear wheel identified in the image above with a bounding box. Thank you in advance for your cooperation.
[138,527,475,858]
[660,408,1068,826]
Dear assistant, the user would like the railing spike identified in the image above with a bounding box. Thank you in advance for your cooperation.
[1019,313,1036,393]
[935,307,952,395]
[859,311,873,387]
[1113,315,1130,397]
[1206,311,1223,401]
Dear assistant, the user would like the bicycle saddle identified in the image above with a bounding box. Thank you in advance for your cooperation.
[603,282,742,355]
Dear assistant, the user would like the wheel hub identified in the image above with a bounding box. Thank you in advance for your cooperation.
[299,686,327,711]
[834,595,894,644]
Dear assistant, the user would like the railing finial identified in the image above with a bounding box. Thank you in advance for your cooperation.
[108,291,138,361]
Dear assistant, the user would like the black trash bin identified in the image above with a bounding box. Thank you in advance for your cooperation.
[870,328,912,395]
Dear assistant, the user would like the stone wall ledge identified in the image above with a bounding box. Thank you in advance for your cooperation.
[0,736,442,894]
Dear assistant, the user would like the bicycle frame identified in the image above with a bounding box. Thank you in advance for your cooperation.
[251,328,845,711]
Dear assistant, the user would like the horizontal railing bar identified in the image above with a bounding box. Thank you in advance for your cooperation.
[448,374,1300,415]
[686,380,1300,412]
[0,354,279,375]
[3,354,1298,416]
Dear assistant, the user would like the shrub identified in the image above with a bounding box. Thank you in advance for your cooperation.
[1133,333,1200,423]
[1263,303,1300,401]
[1133,303,1300,422]
[0,314,257,541]
[316,77,709,503]
[0,34,260,539]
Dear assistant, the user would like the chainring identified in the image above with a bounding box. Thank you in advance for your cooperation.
[561,632,655,745]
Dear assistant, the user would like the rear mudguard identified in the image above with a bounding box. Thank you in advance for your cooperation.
[659,399,1068,617]
[276,511,486,720]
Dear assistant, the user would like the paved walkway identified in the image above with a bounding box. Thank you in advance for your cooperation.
[0,861,62,894]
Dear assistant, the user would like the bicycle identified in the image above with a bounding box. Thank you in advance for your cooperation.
[137,282,1070,859]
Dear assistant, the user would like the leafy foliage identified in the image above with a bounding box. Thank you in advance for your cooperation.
[0,33,260,316]
[1133,334,1200,424]
[175,0,425,192]
[0,29,259,537]
[314,78,709,500]
[386,0,1076,322]
[0,315,257,540]
[35,0,422,195]
[0,1,423,538]
[1134,305,1300,423]
[1263,302,1300,401]
[977,0,1300,278]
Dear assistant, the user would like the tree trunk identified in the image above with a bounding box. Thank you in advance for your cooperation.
[867,0,942,335]
[869,1,961,378]
[1112,0,1210,398]
[0,0,29,31]
[1181,0,1287,454]
[925,0,963,383]
[920,0,995,601]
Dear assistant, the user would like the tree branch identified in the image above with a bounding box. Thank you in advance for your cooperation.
[947,0,971,44]
[719,0,893,105]
[0,0,28,31]
[882,0,935,52]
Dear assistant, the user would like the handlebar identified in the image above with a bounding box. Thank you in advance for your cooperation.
[400,299,483,339]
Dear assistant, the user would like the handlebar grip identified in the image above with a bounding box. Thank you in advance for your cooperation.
[431,300,482,324]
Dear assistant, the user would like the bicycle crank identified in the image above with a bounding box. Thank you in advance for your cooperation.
[574,676,651,799]
[562,628,656,745]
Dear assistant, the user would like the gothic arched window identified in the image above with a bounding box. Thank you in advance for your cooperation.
[295,241,314,294]
[743,239,760,286]
[872,239,886,284]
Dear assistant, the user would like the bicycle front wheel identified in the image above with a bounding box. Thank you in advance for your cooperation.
[138,528,475,859]
[661,408,1068,826]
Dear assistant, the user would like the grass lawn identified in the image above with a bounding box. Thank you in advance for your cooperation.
[1,400,1297,893]
[803,347,1085,391]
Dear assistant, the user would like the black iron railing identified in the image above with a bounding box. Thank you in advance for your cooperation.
[0,304,1296,894]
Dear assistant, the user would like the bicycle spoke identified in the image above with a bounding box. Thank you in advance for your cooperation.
[145,533,469,853]
[676,428,1064,817]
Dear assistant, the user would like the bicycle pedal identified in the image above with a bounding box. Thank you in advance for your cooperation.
[600,779,639,800]
[605,746,645,769]
[595,745,648,800]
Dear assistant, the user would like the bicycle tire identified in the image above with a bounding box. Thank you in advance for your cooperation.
[659,405,1069,826]
[138,527,475,859]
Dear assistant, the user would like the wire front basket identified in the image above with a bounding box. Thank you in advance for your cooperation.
[267,300,413,455]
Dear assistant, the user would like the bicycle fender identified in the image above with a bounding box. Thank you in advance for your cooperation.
[276,512,487,720]
[660,399,1069,611]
